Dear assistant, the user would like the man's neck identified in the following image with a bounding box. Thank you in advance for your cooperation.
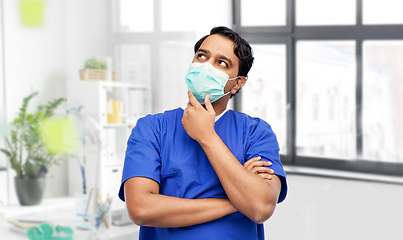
[185,94,231,116]
[211,94,231,116]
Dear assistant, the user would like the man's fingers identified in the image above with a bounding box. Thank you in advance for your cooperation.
[244,156,261,168]
[245,159,272,169]
[258,173,273,180]
[204,94,215,113]
[253,167,274,175]
[251,160,272,168]
[187,90,200,107]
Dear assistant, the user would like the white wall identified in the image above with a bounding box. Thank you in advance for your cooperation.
[64,0,112,83]
[1,0,110,205]
[2,0,68,205]
[265,174,403,240]
[1,3,403,239]
[0,0,7,207]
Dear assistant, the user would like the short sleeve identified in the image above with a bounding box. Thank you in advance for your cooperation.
[245,118,288,203]
[118,116,162,202]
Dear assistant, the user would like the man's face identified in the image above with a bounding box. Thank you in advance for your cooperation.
[192,34,240,94]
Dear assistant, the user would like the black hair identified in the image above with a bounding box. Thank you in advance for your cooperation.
[194,26,254,78]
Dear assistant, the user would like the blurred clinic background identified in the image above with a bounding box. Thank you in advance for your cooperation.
[0,0,403,240]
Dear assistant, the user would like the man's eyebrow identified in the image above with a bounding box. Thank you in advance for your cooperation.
[197,48,210,55]
[219,54,233,67]
[197,48,233,67]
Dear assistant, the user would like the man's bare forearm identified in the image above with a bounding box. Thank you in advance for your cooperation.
[198,133,281,223]
[125,177,237,228]
[181,92,282,223]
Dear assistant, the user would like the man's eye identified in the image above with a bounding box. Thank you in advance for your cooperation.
[198,54,207,60]
[219,61,227,67]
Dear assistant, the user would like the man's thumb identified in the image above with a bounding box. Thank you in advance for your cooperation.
[205,94,214,112]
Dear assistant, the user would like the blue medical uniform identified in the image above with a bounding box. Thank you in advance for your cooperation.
[119,108,287,240]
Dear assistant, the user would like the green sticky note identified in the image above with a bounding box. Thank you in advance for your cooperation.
[19,0,46,27]
[42,117,78,155]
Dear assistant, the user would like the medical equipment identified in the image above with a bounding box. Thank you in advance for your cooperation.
[66,106,104,195]
[27,224,73,240]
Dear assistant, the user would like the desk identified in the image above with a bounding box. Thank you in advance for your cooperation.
[0,197,139,240]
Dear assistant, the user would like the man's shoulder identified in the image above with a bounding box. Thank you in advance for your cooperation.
[227,110,269,126]
[164,107,184,116]
[137,107,183,126]
[141,107,183,119]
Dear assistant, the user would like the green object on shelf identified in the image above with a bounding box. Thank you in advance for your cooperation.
[19,0,46,27]
[27,223,73,240]
[84,57,107,70]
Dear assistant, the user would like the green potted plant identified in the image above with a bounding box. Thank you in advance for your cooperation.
[79,57,116,81]
[0,92,67,206]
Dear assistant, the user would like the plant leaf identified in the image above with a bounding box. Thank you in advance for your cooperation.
[0,148,12,157]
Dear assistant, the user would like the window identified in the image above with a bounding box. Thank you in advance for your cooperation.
[118,0,154,32]
[113,0,232,113]
[240,0,286,27]
[234,0,403,177]
[296,0,355,26]
[242,44,287,154]
[363,0,403,25]
[296,41,356,159]
[161,0,232,33]
[363,41,403,163]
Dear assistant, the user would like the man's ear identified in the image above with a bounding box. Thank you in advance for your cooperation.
[230,76,247,94]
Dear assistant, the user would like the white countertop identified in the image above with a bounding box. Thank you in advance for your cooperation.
[0,197,139,240]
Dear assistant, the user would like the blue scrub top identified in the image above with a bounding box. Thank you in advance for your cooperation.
[119,108,287,240]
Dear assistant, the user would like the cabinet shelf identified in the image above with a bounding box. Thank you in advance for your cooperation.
[102,123,132,128]
[66,80,151,212]
[100,81,148,90]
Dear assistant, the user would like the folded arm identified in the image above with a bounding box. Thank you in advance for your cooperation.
[124,177,237,228]
[124,157,274,228]
[182,92,282,224]
[198,135,282,223]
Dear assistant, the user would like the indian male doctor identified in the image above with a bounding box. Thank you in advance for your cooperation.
[119,26,287,240]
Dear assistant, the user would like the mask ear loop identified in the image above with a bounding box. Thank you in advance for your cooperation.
[228,76,240,81]
[228,76,248,81]
[227,76,239,95]
[229,76,248,96]
[207,76,240,104]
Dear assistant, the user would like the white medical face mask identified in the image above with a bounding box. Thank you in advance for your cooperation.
[185,62,238,104]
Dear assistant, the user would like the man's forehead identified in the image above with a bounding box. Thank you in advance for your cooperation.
[199,34,238,61]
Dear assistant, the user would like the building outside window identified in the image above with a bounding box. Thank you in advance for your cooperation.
[112,0,403,178]
[235,0,403,177]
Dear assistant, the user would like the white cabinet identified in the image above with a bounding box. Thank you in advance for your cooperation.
[66,81,151,211]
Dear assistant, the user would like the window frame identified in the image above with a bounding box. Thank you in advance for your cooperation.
[112,0,198,113]
[234,0,293,33]
[234,0,403,177]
